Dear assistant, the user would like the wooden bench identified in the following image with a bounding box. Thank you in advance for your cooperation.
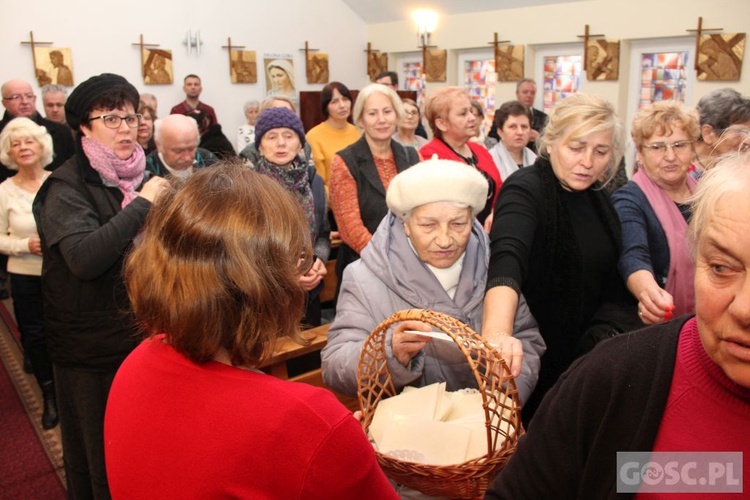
[320,236,342,304]
[260,323,359,412]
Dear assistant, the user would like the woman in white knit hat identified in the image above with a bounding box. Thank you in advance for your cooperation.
[321,158,544,408]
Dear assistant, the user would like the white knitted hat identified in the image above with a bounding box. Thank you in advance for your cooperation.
[386,157,489,219]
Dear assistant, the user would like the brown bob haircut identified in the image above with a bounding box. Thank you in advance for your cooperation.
[124,162,312,367]
[494,100,532,131]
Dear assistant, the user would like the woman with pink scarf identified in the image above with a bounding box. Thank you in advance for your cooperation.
[613,101,700,325]
[33,73,168,499]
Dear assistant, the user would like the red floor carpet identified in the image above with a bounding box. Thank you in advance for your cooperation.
[0,363,65,499]
[0,302,65,500]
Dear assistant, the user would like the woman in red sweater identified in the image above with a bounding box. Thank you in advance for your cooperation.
[420,87,501,226]
[104,163,397,499]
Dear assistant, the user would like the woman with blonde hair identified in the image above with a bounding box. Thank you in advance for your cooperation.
[329,83,420,292]
[0,117,56,428]
[482,93,638,423]
[613,101,700,324]
[487,149,750,498]
[104,164,397,499]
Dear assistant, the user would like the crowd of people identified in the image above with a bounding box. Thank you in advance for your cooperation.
[0,65,748,499]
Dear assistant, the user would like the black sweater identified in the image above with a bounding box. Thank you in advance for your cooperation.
[485,317,688,499]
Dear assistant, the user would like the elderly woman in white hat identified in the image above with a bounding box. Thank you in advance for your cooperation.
[322,159,544,405]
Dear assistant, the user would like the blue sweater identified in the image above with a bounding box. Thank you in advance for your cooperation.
[612,181,689,288]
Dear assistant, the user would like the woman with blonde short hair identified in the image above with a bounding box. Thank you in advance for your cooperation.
[487,149,750,498]
[482,93,638,423]
[0,117,56,429]
[329,83,420,293]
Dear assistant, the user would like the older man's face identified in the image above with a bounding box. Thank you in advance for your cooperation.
[516,82,536,108]
[158,124,199,170]
[2,81,36,118]
[695,190,750,389]
[43,91,66,124]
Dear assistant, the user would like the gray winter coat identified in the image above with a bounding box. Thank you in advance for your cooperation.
[321,212,545,404]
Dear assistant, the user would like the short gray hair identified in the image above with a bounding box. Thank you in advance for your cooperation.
[0,117,54,169]
[243,100,260,114]
[41,84,67,98]
[259,95,296,113]
[689,148,750,257]
[516,78,536,92]
[696,88,745,131]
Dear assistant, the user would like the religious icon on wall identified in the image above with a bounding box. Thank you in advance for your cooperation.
[142,49,173,85]
[425,49,447,82]
[586,40,619,81]
[307,53,329,84]
[696,33,745,81]
[496,45,524,82]
[367,52,388,81]
[264,54,296,101]
[34,47,74,87]
[231,50,257,84]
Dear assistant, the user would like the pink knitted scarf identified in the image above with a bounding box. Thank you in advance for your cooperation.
[633,168,696,316]
[82,137,145,208]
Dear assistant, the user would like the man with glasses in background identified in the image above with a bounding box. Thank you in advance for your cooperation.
[1,79,75,173]
[0,79,75,302]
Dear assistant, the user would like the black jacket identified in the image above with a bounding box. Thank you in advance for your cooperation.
[33,144,151,370]
[485,317,688,499]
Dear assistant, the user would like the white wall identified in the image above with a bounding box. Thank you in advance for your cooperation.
[368,0,750,113]
[0,0,370,141]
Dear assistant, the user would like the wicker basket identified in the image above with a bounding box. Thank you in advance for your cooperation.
[357,309,522,499]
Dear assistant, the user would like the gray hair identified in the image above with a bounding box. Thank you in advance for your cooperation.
[352,83,405,127]
[41,84,67,98]
[688,149,750,257]
[0,117,54,169]
[696,88,745,132]
[153,114,200,147]
[516,78,537,92]
[259,95,296,113]
[243,100,260,114]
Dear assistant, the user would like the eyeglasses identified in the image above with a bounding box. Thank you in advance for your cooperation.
[2,93,36,102]
[404,110,419,117]
[641,140,694,155]
[89,114,142,129]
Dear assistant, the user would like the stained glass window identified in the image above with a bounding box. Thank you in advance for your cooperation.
[542,55,582,114]
[463,59,497,121]
[639,52,688,109]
